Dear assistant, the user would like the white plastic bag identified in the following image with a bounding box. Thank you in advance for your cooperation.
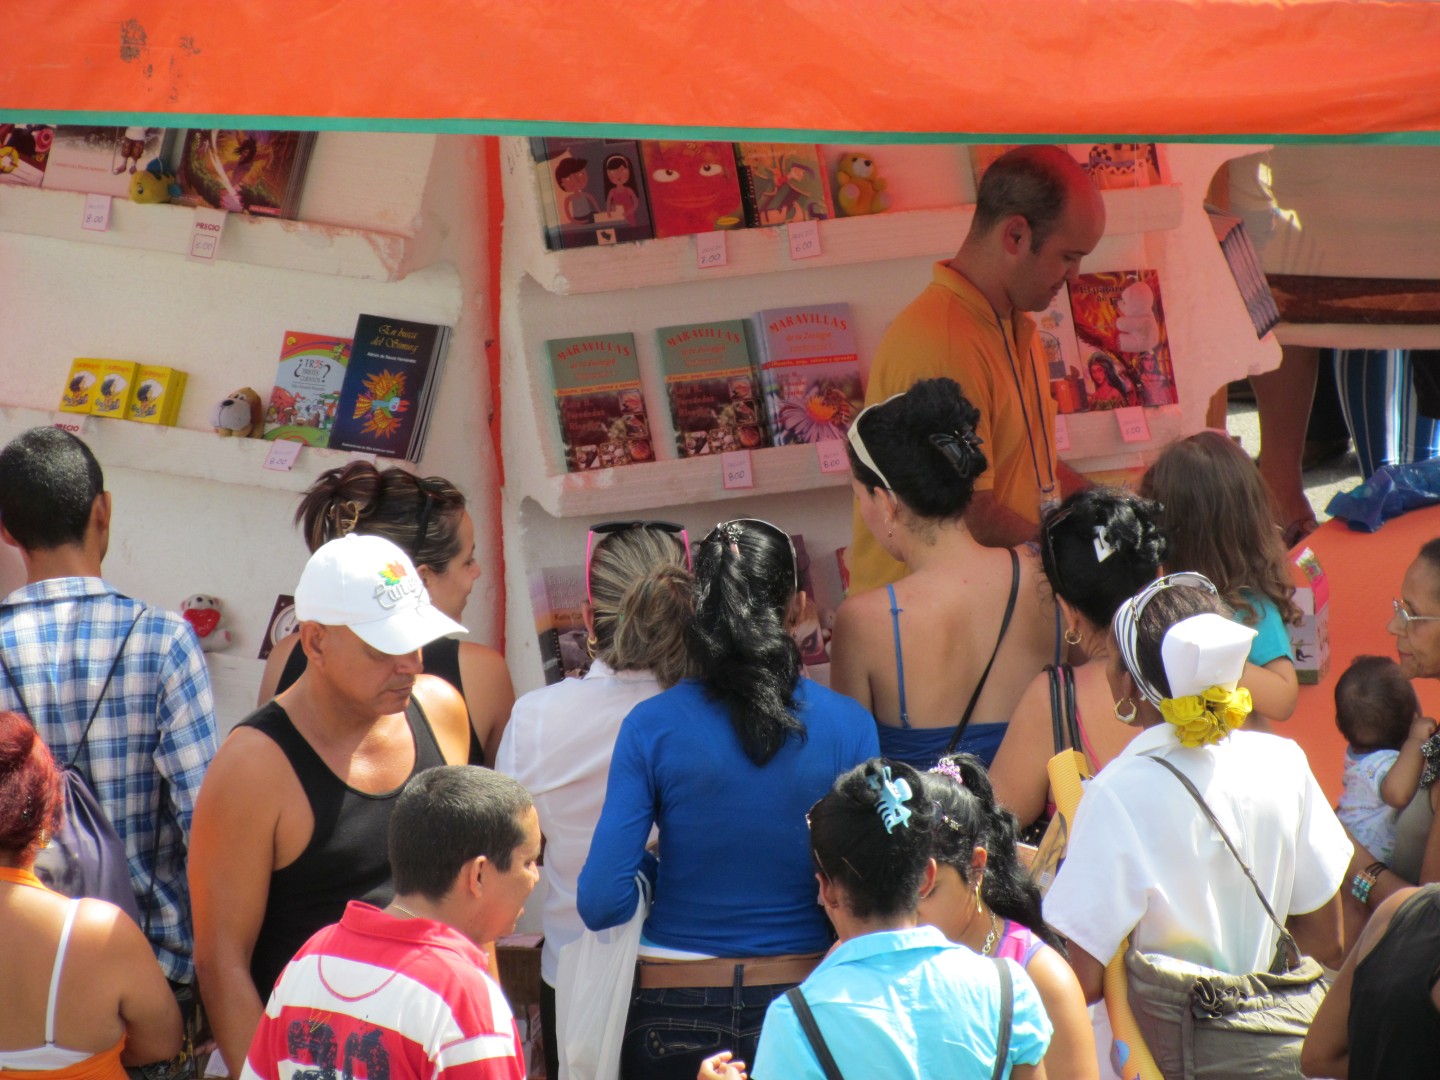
[556,874,649,1080]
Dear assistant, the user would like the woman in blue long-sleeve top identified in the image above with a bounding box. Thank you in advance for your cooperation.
[578,517,878,1080]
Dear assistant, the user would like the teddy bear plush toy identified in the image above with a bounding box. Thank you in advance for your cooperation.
[180,595,232,652]
[210,387,264,437]
[835,153,891,217]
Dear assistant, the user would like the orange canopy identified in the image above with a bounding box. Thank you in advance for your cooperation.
[6,1,1440,139]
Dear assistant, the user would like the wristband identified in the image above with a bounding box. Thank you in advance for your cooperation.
[1350,860,1386,906]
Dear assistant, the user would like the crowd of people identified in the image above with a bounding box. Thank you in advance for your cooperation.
[2,141,1437,1080]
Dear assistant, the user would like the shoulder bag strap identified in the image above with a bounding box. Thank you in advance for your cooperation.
[0,609,144,771]
[989,957,1014,1080]
[1061,664,1083,757]
[784,986,846,1080]
[946,547,1022,755]
[1045,665,1066,753]
[1146,755,1300,968]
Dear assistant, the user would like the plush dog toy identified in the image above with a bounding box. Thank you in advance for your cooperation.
[180,595,232,652]
[835,153,890,216]
[210,387,264,437]
[130,159,182,204]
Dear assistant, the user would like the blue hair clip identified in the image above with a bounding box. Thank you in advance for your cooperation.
[867,765,913,834]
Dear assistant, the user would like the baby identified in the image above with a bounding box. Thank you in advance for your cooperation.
[1335,655,1434,861]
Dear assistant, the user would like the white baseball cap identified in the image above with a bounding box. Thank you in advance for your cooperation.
[294,534,466,655]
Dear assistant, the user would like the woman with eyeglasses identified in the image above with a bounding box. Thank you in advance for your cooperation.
[257,461,514,766]
[496,520,693,1080]
[829,377,1058,769]
[578,518,879,1080]
[1043,575,1349,1080]
[988,488,1166,833]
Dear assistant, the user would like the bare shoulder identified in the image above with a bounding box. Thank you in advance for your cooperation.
[457,640,514,689]
[413,673,471,763]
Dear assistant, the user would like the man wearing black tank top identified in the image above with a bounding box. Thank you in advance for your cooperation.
[189,534,473,1075]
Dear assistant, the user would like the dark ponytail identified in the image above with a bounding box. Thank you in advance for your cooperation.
[808,758,938,920]
[921,755,1064,952]
[685,519,803,766]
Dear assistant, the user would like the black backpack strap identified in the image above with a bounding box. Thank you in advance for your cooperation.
[1046,665,1065,753]
[785,986,845,1080]
[947,547,1021,755]
[990,958,1014,1080]
[1061,663,1083,757]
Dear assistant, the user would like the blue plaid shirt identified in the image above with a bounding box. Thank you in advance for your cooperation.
[0,577,218,983]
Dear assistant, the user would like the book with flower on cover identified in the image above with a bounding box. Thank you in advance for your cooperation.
[1067,270,1178,411]
[547,332,655,472]
[656,319,767,457]
[751,303,862,446]
[327,314,450,461]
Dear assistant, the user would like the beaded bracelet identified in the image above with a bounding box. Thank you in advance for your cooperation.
[1350,860,1387,905]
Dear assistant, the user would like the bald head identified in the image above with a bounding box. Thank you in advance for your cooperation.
[971,145,1103,250]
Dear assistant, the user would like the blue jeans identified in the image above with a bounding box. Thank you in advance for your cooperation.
[621,981,794,1080]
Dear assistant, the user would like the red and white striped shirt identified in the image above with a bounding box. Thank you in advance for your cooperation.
[241,901,525,1080]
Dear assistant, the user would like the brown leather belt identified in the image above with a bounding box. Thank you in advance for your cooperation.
[636,952,823,990]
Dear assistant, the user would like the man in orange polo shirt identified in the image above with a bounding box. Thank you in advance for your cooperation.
[849,145,1104,593]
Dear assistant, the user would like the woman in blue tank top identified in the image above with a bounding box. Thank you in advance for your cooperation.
[829,378,1059,769]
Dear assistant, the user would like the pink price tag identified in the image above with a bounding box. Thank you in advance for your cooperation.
[187,207,227,263]
[263,440,303,472]
[696,231,728,269]
[82,193,112,232]
[1116,406,1152,443]
[1053,414,1072,452]
[721,449,755,489]
[817,438,849,474]
[788,220,821,260]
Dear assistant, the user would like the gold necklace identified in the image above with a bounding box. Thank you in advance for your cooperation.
[391,902,419,919]
[981,910,1001,956]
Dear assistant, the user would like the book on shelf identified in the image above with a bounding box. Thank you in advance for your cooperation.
[531,137,653,249]
[655,319,767,457]
[789,534,831,666]
[735,143,834,227]
[1069,143,1167,189]
[128,365,187,426]
[90,360,140,420]
[264,331,352,446]
[256,594,298,661]
[43,126,174,197]
[1207,206,1281,339]
[0,123,55,187]
[546,332,655,472]
[529,564,590,685]
[1067,270,1178,411]
[751,303,862,446]
[1035,285,1089,415]
[58,359,103,414]
[639,140,745,239]
[328,314,450,461]
[174,129,316,218]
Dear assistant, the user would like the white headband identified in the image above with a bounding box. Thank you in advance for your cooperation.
[845,393,904,491]
[1111,573,1253,705]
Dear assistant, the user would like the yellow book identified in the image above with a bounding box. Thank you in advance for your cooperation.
[89,360,139,419]
[58,358,104,414]
[129,366,186,426]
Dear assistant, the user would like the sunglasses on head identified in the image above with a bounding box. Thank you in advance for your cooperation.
[585,520,692,606]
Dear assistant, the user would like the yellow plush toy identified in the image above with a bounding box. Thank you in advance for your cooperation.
[130,159,182,204]
[835,153,891,216]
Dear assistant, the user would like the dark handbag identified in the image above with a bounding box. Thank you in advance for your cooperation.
[0,611,151,925]
[786,957,1014,1080]
[1123,756,1329,1080]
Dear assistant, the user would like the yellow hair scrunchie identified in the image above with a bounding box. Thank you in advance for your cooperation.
[1157,686,1253,748]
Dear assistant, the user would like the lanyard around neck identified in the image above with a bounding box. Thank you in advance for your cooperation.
[991,305,1057,507]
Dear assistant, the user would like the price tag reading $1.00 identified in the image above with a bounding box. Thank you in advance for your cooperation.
[722,449,755,489]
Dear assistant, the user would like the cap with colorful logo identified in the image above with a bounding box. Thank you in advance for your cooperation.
[294,533,466,655]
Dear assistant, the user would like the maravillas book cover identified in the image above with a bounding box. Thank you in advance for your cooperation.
[1068,270,1178,411]
[752,304,862,446]
[329,315,449,460]
[655,319,766,457]
[547,332,653,472]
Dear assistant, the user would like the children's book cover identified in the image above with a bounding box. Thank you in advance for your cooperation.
[264,332,352,446]
[531,138,653,249]
[655,319,766,457]
[736,143,834,227]
[1068,270,1178,411]
[1035,285,1088,415]
[752,304,862,446]
[639,141,745,239]
[58,359,104,414]
[43,126,173,197]
[329,315,450,460]
[1069,144,1167,189]
[547,333,653,472]
[175,129,316,218]
[0,123,55,187]
[90,360,139,420]
[129,366,186,426]
[529,565,590,684]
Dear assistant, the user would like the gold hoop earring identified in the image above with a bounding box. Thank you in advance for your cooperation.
[1063,626,1082,646]
[1114,697,1138,723]
[973,877,983,914]
[585,634,598,658]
